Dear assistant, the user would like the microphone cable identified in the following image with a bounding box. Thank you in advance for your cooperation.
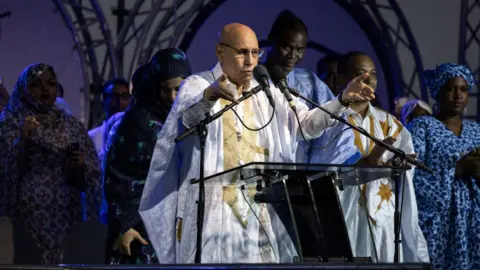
[292,109,354,151]
[231,106,275,132]
[240,184,279,262]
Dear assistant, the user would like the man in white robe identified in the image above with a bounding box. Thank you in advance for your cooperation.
[139,24,375,264]
[334,51,429,263]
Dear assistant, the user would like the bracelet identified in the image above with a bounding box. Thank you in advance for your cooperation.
[338,92,350,107]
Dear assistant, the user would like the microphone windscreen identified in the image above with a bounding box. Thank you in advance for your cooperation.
[269,65,286,84]
[253,65,270,82]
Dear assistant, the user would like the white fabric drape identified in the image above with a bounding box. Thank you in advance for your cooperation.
[340,104,429,263]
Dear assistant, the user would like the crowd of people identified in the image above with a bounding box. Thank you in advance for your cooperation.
[0,9,478,270]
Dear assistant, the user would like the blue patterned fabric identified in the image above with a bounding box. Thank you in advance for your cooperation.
[424,63,476,100]
[408,116,480,270]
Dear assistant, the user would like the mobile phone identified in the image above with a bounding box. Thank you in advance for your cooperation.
[67,143,80,156]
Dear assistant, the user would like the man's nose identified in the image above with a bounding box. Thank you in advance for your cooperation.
[244,53,254,65]
[286,49,294,59]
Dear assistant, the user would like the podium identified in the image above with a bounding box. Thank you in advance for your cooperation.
[189,162,409,263]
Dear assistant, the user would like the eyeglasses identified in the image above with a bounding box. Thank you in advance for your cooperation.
[220,43,264,58]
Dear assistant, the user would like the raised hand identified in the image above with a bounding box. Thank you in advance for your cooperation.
[341,73,376,103]
[204,73,238,102]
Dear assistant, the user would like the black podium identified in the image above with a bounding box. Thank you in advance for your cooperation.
[190,162,409,263]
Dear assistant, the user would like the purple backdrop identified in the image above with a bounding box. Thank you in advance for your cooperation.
[184,0,388,107]
[0,0,390,119]
[0,0,85,121]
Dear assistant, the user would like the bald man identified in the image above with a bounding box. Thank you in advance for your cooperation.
[139,23,375,263]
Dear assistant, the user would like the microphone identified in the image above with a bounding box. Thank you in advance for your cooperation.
[253,65,275,108]
[269,65,296,112]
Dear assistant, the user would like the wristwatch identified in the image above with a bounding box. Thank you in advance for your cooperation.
[338,92,351,107]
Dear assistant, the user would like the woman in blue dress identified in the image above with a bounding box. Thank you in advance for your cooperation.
[407,63,480,270]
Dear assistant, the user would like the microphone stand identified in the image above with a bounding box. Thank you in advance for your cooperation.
[288,88,433,263]
[174,84,264,263]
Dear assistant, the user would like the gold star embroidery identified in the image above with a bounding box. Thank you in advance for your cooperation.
[376,183,392,212]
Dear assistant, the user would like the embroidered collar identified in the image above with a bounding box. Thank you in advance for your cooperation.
[346,102,376,120]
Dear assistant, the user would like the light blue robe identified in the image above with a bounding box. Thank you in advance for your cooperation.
[286,68,358,164]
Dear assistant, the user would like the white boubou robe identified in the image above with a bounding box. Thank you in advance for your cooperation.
[139,63,348,263]
[341,103,429,263]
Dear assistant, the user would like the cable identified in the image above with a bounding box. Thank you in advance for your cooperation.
[240,185,279,262]
[227,93,348,150]
[398,170,407,238]
[231,106,275,132]
[292,109,352,150]
[310,127,353,150]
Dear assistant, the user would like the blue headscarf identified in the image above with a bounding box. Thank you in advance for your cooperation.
[424,63,476,100]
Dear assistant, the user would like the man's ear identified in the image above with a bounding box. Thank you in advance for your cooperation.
[215,44,224,64]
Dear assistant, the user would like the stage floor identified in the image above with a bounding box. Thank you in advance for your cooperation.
[0,263,431,270]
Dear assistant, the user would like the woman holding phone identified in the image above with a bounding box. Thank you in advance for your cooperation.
[0,63,101,264]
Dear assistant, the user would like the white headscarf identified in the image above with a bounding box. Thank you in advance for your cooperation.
[401,99,432,124]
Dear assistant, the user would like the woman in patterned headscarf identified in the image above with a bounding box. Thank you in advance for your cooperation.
[407,63,479,270]
[104,48,191,264]
[0,63,101,264]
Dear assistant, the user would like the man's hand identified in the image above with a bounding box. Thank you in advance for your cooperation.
[387,153,417,166]
[114,228,148,256]
[204,73,238,102]
[341,73,376,103]
[367,137,396,165]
